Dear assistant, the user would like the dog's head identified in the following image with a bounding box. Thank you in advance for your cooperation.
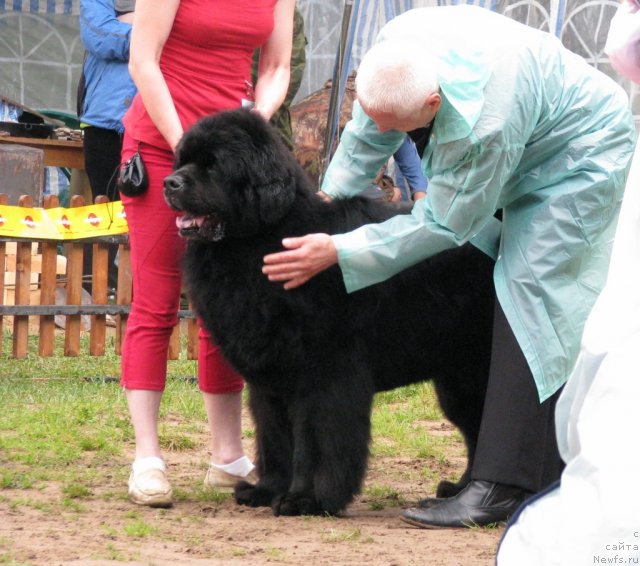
[164,108,299,241]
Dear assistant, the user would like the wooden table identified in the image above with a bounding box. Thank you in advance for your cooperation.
[0,136,84,170]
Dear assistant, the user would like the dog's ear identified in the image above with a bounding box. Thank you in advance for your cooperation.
[257,174,297,225]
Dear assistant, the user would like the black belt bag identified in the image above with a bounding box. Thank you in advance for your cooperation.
[117,150,148,197]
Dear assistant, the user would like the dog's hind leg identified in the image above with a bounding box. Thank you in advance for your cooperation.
[272,368,375,516]
[235,384,293,508]
[432,360,489,498]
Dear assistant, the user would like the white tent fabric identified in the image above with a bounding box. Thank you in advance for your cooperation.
[317,0,636,170]
[0,11,83,112]
[0,0,635,118]
[336,0,619,71]
[0,0,78,14]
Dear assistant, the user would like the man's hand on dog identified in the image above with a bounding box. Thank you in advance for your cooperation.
[316,191,333,203]
[263,234,338,290]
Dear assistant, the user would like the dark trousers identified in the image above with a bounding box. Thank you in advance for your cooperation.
[82,126,122,291]
[83,126,123,200]
[471,295,565,493]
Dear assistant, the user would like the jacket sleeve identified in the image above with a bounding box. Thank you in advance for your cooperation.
[333,129,523,293]
[80,0,132,62]
[320,102,405,198]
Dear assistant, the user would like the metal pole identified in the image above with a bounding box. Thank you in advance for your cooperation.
[319,0,355,185]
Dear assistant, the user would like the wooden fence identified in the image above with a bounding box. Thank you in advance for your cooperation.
[0,193,198,359]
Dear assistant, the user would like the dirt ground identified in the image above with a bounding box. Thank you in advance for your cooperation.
[0,415,503,566]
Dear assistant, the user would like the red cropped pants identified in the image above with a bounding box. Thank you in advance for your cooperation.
[120,133,244,394]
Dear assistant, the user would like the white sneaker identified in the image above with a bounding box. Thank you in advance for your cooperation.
[128,464,173,508]
[203,465,258,493]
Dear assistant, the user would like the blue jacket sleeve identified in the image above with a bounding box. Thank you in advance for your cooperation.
[393,137,428,192]
[80,0,132,62]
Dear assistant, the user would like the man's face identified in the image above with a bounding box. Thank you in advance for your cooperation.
[360,94,440,133]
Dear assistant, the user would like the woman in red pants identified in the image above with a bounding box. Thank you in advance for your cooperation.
[121,0,295,507]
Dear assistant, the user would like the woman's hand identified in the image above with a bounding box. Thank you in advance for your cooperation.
[262,233,338,289]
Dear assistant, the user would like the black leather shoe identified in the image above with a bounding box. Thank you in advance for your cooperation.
[401,480,529,528]
[417,495,450,509]
[417,478,469,508]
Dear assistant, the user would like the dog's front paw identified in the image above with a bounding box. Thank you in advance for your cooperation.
[234,480,276,508]
[271,492,324,516]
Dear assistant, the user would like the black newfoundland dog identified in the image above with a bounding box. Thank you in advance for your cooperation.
[163,108,495,517]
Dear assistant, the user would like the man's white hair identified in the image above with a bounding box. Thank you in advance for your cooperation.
[355,39,439,118]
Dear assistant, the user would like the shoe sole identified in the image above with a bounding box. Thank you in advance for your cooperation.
[400,514,473,530]
[203,468,258,493]
[129,491,173,508]
[401,514,508,530]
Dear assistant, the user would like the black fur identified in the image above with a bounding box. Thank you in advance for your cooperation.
[164,108,495,516]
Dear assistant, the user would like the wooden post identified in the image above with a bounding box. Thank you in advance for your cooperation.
[187,308,198,361]
[90,195,109,356]
[63,195,85,356]
[115,241,132,355]
[0,193,7,355]
[13,195,34,358]
[168,323,181,360]
[38,195,59,356]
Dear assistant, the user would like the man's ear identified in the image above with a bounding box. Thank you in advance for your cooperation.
[426,91,442,114]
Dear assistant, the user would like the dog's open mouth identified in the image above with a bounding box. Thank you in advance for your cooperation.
[176,213,226,241]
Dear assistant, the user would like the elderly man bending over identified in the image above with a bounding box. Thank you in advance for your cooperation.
[262,5,636,529]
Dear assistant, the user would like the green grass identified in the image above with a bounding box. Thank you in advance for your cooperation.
[321,527,373,544]
[371,382,452,458]
[363,484,404,510]
[0,334,460,489]
[123,519,159,538]
[0,377,207,481]
[0,331,461,513]
[0,333,446,468]
[0,332,205,494]
[1,331,195,380]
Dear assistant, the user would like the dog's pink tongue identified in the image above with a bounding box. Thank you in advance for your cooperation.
[176,215,204,230]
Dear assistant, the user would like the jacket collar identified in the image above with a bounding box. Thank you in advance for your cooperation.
[431,46,492,144]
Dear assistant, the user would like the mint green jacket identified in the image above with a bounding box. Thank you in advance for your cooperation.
[321,6,636,401]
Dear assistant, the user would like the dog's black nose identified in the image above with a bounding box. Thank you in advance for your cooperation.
[164,174,184,193]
